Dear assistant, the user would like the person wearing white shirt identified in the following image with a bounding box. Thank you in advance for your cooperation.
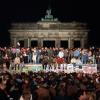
[58,50,64,58]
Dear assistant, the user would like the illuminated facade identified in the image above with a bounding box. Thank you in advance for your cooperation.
[9,9,89,48]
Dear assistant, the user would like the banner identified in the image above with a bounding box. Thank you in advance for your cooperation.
[23,64,43,72]
[22,64,97,74]
[67,64,74,73]
[82,64,97,74]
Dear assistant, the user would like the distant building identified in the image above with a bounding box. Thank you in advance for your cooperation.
[9,9,89,48]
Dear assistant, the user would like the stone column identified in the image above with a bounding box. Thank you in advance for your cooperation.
[55,39,60,48]
[41,39,43,47]
[27,38,30,47]
[24,39,26,47]
[68,38,71,48]
[69,38,73,48]
[81,38,84,48]
[38,38,42,47]
[24,39,30,48]
[14,38,17,47]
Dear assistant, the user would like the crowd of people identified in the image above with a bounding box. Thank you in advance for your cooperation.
[0,46,100,71]
[0,71,100,100]
[0,46,100,100]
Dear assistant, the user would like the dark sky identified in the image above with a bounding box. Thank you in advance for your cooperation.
[0,0,99,47]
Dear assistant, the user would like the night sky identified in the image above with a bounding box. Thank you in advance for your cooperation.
[0,0,99,47]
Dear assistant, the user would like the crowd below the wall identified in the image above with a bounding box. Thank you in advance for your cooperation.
[0,70,100,100]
